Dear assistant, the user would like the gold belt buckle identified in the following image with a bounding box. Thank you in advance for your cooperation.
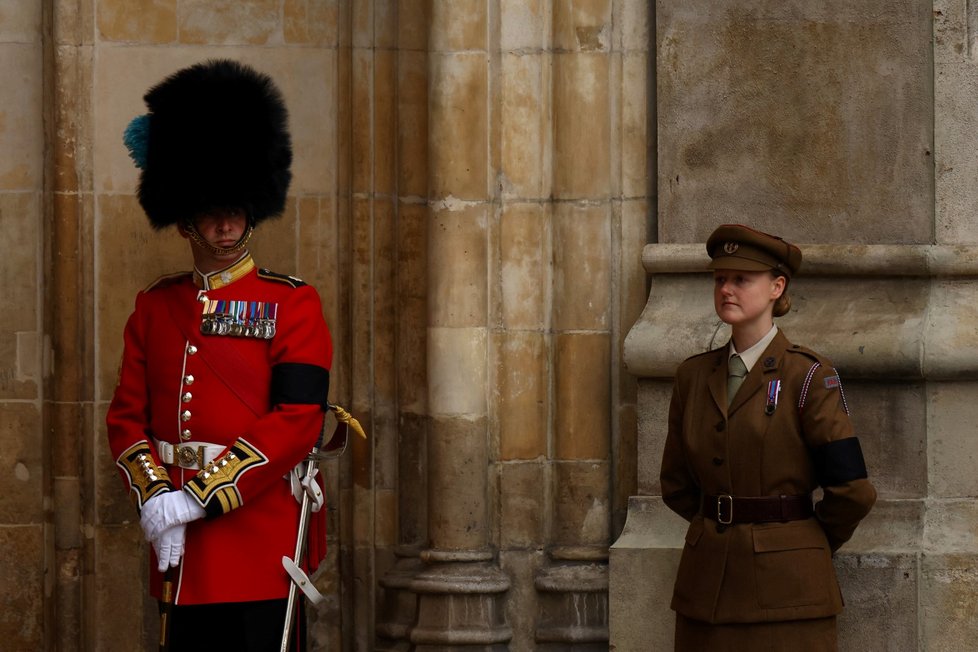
[717,494,734,525]
[177,445,206,469]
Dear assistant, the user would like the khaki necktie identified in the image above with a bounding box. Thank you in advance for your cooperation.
[727,354,747,406]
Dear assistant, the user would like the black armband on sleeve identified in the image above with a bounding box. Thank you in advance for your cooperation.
[811,437,868,487]
[270,363,330,408]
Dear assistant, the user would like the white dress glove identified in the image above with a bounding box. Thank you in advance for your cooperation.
[141,490,206,544]
[153,523,187,572]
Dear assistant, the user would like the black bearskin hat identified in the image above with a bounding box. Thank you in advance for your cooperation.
[127,60,292,229]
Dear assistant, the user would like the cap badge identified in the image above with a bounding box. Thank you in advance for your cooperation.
[723,242,739,254]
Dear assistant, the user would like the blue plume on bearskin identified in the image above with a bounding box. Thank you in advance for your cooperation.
[123,114,150,170]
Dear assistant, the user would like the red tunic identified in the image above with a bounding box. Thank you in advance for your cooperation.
[106,253,332,605]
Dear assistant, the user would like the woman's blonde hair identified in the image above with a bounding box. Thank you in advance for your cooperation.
[772,271,791,317]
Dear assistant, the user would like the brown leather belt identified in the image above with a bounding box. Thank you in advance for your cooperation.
[703,494,813,525]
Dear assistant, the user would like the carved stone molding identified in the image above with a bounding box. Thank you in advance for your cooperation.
[624,243,978,381]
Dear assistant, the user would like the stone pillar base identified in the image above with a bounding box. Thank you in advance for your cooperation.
[409,554,511,650]
[534,555,609,649]
[376,548,423,652]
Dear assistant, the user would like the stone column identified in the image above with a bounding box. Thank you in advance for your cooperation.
[45,2,98,649]
[493,1,553,649]
[411,1,512,649]
[531,0,651,647]
[375,1,432,650]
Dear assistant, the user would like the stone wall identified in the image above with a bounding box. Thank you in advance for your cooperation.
[3,1,649,650]
[614,2,978,651]
[10,0,973,650]
[0,2,45,649]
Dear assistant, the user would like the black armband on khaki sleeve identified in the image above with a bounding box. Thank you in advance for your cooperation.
[270,362,329,408]
[811,437,868,487]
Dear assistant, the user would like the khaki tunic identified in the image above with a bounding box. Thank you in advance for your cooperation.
[661,330,876,627]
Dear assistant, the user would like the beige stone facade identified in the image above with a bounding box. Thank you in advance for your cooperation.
[1,1,973,651]
[614,2,978,652]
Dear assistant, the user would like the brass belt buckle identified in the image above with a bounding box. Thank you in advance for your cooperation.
[177,445,197,468]
[717,494,734,525]
[177,445,206,469]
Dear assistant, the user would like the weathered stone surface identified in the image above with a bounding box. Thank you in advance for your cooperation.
[430,0,486,53]
[95,524,155,652]
[499,0,550,51]
[836,553,919,651]
[284,0,339,46]
[656,0,933,244]
[553,461,609,548]
[429,205,488,327]
[0,525,44,649]
[179,0,279,45]
[498,203,549,329]
[0,193,40,400]
[0,403,43,524]
[498,462,547,547]
[921,554,978,651]
[428,327,488,417]
[0,0,41,42]
[499,53,551,200]
[0,43,43,190]
[553,203,611,331]
[934,0,978,244]
[495,331,548,460]
[97,0,176,43]
[928,382,978,498]
[429,52,489,200]
[500,550,547,652]
[428,416,489,551]
[554,52,611,199]
[634,380,673,495]
[555,333,610,460]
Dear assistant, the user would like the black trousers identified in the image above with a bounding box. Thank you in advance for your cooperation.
[161,598,307,651]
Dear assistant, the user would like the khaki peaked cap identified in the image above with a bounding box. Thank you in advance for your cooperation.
[706,224,802,278]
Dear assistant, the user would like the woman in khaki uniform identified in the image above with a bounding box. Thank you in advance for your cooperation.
[660,224,877,651]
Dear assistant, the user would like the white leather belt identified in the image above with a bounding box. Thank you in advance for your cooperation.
[154,438,226,470]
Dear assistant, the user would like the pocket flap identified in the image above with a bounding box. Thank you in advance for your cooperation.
[684,517,704,547]
[752,521,824,553]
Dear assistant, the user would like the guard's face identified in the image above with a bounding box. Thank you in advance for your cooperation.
[192,208,248,249]
[713,268,785,328]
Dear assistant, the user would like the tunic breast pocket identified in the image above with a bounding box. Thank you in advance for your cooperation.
[752,520,832,609]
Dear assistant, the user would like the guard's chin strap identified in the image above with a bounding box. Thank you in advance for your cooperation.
[183,221,255,256]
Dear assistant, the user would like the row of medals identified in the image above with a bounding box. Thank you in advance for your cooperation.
[200,315,277,339]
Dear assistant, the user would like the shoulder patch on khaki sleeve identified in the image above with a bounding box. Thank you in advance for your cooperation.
[798,363,850,415]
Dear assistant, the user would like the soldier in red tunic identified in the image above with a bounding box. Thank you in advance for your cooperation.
[107,60,331,650]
